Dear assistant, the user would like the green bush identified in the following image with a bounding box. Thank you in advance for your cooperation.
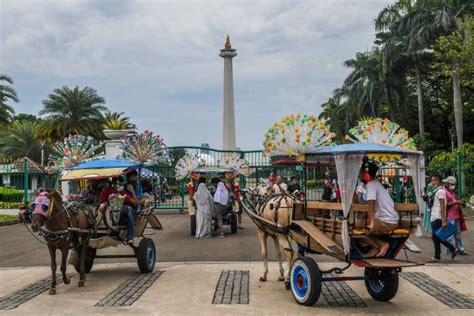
[0,186,24,203]
[0,201,22,209]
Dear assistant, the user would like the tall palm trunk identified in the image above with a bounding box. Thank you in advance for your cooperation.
[415,66,424,135]
[452,57,463,147]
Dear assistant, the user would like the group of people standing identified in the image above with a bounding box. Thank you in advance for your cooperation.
[422,175,468,262]
[193,177,242,239]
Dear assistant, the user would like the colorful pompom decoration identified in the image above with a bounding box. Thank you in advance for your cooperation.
[345,118,417,151]
[120,130,168,164]
[263,114,335,156]
[49,135,101,170]
[219,152,250,176]
[175,153,203,181]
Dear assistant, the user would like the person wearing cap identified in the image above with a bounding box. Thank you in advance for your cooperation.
[426,175,458,262]
[443,176,469,256]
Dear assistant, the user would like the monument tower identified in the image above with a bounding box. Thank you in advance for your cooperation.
[219,35,237,150]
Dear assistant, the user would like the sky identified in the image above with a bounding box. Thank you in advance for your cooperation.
[1,0,391,149]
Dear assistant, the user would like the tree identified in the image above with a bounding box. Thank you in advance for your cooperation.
[39,86,108,140]
[103,111,136,130]
[0,120,47,162]
[0,73,18,124]
[399,0,474,147]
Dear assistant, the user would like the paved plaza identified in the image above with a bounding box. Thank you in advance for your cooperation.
[0,213,473,314]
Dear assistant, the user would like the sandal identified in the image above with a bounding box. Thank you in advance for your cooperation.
[219,233,225,238]
[426,258,441,263]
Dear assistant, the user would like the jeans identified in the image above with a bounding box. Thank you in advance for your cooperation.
[431,219,456,259]
[446,219,465,254]
[120,206,136,240]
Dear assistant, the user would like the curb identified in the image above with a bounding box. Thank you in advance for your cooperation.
[0,219,20,227]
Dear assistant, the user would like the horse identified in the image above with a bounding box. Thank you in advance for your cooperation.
[248,185,295,283]
[30,189,95,295]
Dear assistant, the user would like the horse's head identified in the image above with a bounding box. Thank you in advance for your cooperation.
[256,184,271,196]
[31,189,63,232]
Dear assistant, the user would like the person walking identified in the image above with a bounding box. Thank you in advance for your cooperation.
[422,180,437,236]
[214,182,229,238]
[443,176,469,256]
[426,175,458,262]
[193,183,214,239]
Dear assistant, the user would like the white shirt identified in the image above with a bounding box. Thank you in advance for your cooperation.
[430,188,446,222]
[273,183,288,194]
[366,179,399,224]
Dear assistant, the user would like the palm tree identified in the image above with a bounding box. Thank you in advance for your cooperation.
[39,86,108,140]
[0,73,18,124]
[398,0,474,146]
[103,111,136,130]
[341,50,387,118]
[0,120,45,162]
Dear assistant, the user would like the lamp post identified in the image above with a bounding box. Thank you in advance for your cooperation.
[40,140,46,167]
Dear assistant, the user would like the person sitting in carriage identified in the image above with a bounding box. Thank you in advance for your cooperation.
[119,176,145,244]
[362,161,400,258]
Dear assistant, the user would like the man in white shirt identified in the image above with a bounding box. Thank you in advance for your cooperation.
[363,162,399,258]
[428,175,457,262]
[272,176,288,194]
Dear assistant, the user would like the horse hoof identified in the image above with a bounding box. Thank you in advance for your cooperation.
[277,276,285,282]
[259,276,267,282]
[284,280,291,290]
[63,277,70,285]
[78,280,84,287]
[49,288,56,295]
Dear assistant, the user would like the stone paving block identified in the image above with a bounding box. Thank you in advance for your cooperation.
[401,272,473,309]
[95,271,161,307]
[212,270,249,305]
[0,273,75,310]
[321,274,366,308]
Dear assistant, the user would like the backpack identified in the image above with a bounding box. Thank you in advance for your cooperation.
[428,187,442,209]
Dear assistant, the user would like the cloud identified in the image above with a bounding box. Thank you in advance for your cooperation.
[0,0,390,148]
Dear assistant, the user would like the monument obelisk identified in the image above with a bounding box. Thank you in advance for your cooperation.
[219,35,237,150]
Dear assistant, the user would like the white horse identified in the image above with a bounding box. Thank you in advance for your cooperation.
[249,184,295,283]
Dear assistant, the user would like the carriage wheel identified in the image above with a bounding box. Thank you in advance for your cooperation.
[190,215,196,236]
[365,268,399,301]
[137,238,156,273]
[72,247,96,274]
[290,257,322,306]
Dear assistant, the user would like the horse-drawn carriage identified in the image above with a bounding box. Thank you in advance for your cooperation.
[240,143,424,306]
[187,166,240,235]
[30,159,162,294]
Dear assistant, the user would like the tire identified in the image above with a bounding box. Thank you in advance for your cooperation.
[230,213,238,234]
[72,247,96,274]
[137,238,156,273]
[365,268,399,301]
[190,215,196,236]
[290,257,322,306]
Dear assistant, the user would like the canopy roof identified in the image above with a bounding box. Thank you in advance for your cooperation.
[308,143,420,157]
[192,166,235,174]
[61,167,131,181]
[71,159,145,170]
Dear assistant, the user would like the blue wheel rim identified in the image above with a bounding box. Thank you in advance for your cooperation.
[368,278,383,293]
[146,245,155,267]
[292,266,308,298]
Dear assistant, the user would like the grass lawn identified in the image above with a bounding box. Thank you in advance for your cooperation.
[0,215,17,222]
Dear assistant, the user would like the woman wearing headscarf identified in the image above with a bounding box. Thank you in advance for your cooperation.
[193,183,214,239]
[214,182,229,238]
[422,181,436,236]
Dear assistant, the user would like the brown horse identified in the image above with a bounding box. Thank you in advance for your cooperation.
[31,189,94,295]
[251,185,295,283]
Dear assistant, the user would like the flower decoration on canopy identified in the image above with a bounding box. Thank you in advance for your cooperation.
[120,130,168,164]
[263,114,335,156]
[345,118,417,151]
[49,135,101,170]
[175,153,204,181]
[219,153,250,176]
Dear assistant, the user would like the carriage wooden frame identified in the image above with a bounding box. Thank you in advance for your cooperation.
[61,159,163,274]
[240,143,425,306]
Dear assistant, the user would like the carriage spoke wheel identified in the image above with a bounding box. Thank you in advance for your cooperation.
[364,268,399,301]
[290,257,322,306]
[137,238,156,273]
